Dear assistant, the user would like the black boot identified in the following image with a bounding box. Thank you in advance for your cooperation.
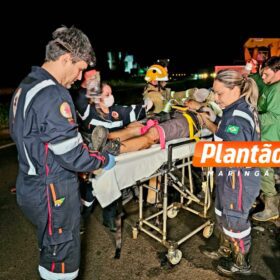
[202,233,232,260]
[217,251,251,276]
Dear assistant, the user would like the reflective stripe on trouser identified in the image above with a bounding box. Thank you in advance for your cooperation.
[215,168,260,254]
[260,167,277,196]
[39,176,81,279]
[80,180,94,207]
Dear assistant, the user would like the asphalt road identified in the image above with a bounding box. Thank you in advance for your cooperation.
[0,144,280,280]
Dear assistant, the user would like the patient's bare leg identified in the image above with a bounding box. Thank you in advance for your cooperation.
[108,126,141,142]
[120,127,160,153]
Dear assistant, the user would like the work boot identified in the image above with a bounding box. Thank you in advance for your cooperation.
[202,233,232,260]
[91,126,120,156]
[217,251,251,276]
[252,195,280,222]
[91,126,109,152]
[102,138,121,156]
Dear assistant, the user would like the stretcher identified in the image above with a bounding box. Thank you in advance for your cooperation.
[91,138,194,206]
[91,131,214,264]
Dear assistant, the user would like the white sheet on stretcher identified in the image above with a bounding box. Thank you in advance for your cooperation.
[92,129,212,208]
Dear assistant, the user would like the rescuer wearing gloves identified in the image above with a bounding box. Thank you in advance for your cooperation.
[9,26,115,280]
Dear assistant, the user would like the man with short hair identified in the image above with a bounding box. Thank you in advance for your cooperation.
[9,26,115,280]
[252,56,280,222]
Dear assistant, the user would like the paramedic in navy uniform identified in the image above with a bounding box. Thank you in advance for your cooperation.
[9,26,115,280]
[200,69,261,276]
[75,70,147,232]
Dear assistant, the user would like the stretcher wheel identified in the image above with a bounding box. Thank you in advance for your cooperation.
[132,227,138,239]
[203,224,214,238]
[167,249,182,265]
[167,208,178,219]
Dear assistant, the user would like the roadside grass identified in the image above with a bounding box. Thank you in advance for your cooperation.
[0,104,9,129]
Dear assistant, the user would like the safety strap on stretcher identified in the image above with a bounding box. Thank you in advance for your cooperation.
[183,113,199,141]
[141,119,166,149]
[172,106,200,142]
[154,124,166,149]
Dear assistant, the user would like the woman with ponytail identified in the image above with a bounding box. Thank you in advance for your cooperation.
[200,69,261,276]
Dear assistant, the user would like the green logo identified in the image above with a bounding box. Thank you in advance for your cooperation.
[226,125,240,135]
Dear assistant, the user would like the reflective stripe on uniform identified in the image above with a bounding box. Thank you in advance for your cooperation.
[214,134,223,141]
[129,105,136,122]
[223,226,251,239]
[81,198,94,207]
[232,110,254,129]
[23,143,37,175]
[79,104,90,121]
[22,79,56,174]
[39,265,79,280]
[24,80,56,119]
[48,133,83,155]
[215,208,222,216]
[89,119,123,129]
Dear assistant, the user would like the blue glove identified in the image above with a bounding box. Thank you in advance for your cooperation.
[103,153,116,170]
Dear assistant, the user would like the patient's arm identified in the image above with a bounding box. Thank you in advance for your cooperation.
[199,113,217,133]
[184,100,203,110]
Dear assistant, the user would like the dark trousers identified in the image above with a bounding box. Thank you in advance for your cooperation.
[17,173,81,277]
[215,168,260,254]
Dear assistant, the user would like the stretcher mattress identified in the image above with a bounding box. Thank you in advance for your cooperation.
[92,131,211,207]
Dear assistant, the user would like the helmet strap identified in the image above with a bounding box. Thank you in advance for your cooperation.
[158,81,166,90]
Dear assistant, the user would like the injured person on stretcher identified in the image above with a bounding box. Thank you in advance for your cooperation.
[91,88,221,155]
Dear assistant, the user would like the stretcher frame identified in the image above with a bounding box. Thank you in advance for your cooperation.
[132,138,214,265]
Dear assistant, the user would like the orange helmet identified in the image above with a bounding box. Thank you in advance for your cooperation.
[144,64,168,82]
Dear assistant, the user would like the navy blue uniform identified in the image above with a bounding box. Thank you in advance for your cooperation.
[75,89,146,229]
[214,98,260,254]
[75,88,146,134]
[9,67,109,279]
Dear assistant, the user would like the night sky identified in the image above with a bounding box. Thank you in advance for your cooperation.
[1,4,279,87]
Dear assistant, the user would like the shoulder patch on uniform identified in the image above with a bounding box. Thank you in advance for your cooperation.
[60,102,72,119]
[226,125,240,135]
[111,111,119,120]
